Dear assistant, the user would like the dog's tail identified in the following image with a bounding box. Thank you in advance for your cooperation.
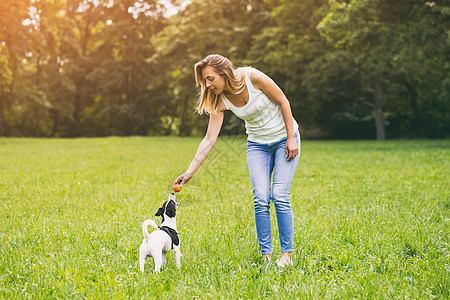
[142,219,159,240]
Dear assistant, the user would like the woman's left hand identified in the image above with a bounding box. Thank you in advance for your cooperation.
[285,138,299,161]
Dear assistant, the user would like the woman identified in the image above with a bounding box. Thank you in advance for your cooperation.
[173,54,300,267]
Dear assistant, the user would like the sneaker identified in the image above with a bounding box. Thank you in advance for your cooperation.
[276,256,293,267]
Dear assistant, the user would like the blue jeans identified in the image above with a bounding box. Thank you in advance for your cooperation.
[246,132,300,255]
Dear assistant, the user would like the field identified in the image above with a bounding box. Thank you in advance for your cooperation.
[0,137,448,298]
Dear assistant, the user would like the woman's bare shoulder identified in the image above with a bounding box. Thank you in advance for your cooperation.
[216,98,227,112]
[248,68,272,90]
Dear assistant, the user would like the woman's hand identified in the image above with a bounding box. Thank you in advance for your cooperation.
[173,171,193,188]
[285,138,299,161]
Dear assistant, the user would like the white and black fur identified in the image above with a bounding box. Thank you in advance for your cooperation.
[139,193,181,273]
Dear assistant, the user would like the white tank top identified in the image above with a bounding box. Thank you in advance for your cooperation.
[220,68,299,143]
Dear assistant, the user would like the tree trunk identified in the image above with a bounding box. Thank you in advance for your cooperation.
[71,90,81,137]
[69,7,91,138]
[178,96,190,137]
[405,78,422,133]
[35,102,41,138]
[35,55,41,138]
[51,109,59,137]
[373,74,386,140]
[0,88,4,137]
[71,80,83,137]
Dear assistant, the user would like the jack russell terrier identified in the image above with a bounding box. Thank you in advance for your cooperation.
[139,192,181,273]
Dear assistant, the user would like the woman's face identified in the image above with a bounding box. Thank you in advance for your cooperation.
[202,65,226,95]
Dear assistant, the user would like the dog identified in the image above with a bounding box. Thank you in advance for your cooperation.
[139,192,181,273]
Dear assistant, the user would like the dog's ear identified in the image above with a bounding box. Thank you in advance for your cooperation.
[155,206,164,216]
[166,202,176,218]
[155,201,168,216]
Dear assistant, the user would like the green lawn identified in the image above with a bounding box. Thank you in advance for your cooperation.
[0,137,448,298]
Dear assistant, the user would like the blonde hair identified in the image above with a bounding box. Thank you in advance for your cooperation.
[194,54,246,115]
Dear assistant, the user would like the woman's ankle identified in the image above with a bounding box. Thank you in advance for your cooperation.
[262,254,272,261]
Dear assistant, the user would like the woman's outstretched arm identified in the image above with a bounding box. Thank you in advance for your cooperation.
[173,111,224,187]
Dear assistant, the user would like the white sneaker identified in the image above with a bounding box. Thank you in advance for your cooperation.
[276,256,293,267]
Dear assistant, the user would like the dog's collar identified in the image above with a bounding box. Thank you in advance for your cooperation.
[159,226,179,249]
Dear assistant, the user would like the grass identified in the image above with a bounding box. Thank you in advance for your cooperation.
[0,137,448,299]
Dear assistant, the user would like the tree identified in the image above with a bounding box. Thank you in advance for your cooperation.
[0,0,35,136]
[0,0,447,138]
[91,0,167,136]
[0,48,12,137]
[318,0,449,139]
[149,0,269,136]
[248,0,338,136]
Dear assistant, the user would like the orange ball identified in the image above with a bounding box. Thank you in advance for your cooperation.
[173,184,182,192]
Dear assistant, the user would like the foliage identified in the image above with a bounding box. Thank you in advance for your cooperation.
[0,0,448,138]
[0,137,449,297]
[318,0,450,139]
[149,0,269,136]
